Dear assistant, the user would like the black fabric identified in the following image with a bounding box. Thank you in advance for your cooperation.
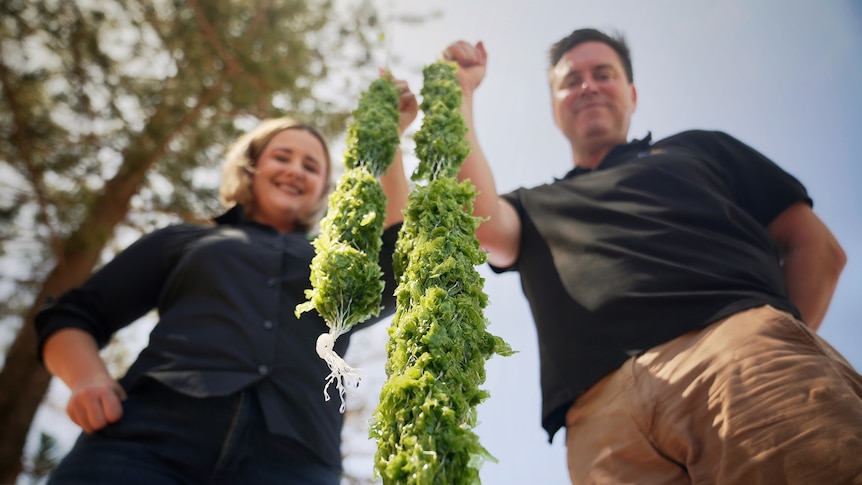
[492,130,811,441]
[35,205,401,470]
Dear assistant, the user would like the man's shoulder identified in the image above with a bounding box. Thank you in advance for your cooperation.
[655,129,735,146]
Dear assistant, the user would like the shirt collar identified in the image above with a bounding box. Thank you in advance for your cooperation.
[213,204,247,226]
[560,132,653,180]
[212,204,308,237]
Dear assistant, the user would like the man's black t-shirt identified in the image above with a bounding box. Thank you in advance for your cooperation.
[493,130,811,441]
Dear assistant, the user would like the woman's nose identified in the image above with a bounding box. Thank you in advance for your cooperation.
[286,160,304,179]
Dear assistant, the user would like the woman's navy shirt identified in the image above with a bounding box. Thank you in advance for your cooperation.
[36,205,401,469]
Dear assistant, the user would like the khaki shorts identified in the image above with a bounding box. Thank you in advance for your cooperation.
[565,305,862,485]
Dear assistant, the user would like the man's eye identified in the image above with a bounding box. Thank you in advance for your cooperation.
[595,70,613,81]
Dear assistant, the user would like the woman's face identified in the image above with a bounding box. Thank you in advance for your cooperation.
[249,128,328,232]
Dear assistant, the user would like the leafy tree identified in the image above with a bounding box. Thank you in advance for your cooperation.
[21,432,59,484]
[0,0,397,481]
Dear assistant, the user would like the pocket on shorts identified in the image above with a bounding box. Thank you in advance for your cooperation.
[760,304,820,348]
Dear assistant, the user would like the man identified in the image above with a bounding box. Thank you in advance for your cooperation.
[444,28,862,484]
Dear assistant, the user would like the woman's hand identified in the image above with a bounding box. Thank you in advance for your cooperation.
[43,328,127,433]
[380,68,418,135]
[67,376,127,434]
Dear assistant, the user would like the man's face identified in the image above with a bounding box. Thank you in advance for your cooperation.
[550,41,637,156]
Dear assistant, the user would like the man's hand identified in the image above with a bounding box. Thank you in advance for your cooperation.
[443,40,487,96]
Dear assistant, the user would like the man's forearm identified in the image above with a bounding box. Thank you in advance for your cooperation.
[782,245,846,331]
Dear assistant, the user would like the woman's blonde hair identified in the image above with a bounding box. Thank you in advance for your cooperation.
[220,117,333,232]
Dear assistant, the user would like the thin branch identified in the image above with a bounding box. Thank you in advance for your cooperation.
[0,47,61,258]
[187,0,243,75]
[67,2,99,131]
[187,0,272,99]
[241,1,275,98]
[241,0,273,46]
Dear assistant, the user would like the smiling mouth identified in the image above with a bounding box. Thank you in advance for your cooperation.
[276,183,301,195]
[577,103,605,112]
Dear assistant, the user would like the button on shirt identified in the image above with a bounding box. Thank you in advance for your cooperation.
[35,205,400,469]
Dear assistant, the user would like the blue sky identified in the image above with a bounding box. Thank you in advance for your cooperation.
[342,1,862,483]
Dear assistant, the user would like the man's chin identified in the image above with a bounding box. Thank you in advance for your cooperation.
[575,126,615,144]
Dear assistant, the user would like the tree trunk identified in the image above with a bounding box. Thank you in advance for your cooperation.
[0,170,149,483]
[0,315,52,484]
[0,244,110,483]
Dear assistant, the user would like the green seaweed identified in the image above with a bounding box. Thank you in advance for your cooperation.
[371,62,513,485]
[296,77,400,407]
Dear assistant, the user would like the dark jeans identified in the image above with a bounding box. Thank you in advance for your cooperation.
[48,378,341,485]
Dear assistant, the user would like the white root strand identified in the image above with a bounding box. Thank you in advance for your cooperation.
[316,331,361,413]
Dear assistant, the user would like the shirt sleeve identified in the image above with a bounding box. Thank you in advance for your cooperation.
[378,222,401,317]
[34,224,206,360]
[487,190,524,274]
[691,130,812,226]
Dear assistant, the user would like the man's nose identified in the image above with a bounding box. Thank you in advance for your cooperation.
[579,79,596,95]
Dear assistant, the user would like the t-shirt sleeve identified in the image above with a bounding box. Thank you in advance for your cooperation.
[488,190,524,274]
[697,130,811,226]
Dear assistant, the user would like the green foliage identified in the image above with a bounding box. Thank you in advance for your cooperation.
[296,168,388,328]
[299,240,384,329]
[0,0,390,244]
[344,78,401,177]
[412,62,470,181]
[295,75,399,411]
[371,62,512,485]
[22,432,59,482]
[318,168,388,261]
[296,74,400,330]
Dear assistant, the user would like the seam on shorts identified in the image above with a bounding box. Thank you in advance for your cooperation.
[764,305,817,344]
[624,356,675,462]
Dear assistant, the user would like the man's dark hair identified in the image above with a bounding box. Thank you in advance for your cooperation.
[549,28,633,83]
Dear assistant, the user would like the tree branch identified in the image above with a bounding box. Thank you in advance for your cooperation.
[0,48,61,258]
[187,0,243,75]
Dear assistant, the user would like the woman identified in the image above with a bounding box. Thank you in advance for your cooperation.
[35,81,417,484]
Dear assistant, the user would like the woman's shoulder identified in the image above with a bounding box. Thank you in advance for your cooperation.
[127,219,219,255]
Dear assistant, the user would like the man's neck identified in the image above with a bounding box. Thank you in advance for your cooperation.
[572,145,615,170]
